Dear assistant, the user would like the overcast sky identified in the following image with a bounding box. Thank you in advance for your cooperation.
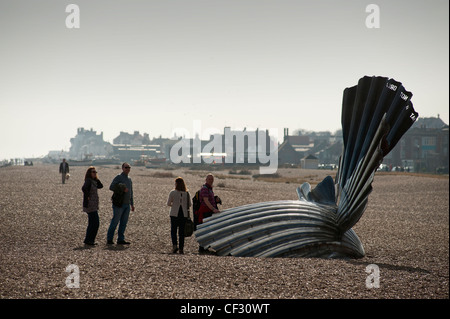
[0,0,448,159]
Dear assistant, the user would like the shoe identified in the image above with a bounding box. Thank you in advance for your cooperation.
[179,249,184,254]
[84,241,97,246]
[107,240,114,245]
[117,240,130,245]
[172,245,178,253]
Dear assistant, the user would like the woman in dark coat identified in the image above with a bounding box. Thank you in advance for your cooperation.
[81,166,103,245]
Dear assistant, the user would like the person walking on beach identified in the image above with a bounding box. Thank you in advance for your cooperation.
[167,177,191,254]
[59,158,69,184]
[81,166,103,245]
[107,163,134,245]
[196,173,220,253]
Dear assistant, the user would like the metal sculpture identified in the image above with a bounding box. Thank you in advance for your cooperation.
[195,76,418,258]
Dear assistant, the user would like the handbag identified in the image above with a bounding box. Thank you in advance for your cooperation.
[184,216,194,237]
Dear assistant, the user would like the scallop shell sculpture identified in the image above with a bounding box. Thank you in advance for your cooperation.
[195,76,419,258]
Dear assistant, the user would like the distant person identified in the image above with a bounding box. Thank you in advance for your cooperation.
[81,166,103,245]
[167,177,191,254]
[59,159,69,184]
[107,163,134,245]
[196,173,221,253]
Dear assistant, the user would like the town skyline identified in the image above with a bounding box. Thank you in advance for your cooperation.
[1,114,448,161]
[3,113,444,174]
[45,124,343,159]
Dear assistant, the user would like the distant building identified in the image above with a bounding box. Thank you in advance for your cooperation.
[165,127,275,165]
[301,154,319,169]
[277,128,318,165]
[69,128,113,160]
[285,136,313,156]
[412,116,447,130]
[278,140,301,165]
[111,131,168,163]
[113,131,151,145]
[384,116,449,173]
[316,140,343,165]
[111,144,161,163]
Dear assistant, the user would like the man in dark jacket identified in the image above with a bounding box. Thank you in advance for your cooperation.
[106,163,135,245]
[59,159,69,184]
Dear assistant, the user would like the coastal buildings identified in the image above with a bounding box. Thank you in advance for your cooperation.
[277,128,342,168]
[69,128,113,161]
[276,116,449,173]
[384,116,449,173]
[45,117,448,173]
[111,131,163,163]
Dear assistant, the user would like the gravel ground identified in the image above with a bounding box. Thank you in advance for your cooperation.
[0,164,448,299]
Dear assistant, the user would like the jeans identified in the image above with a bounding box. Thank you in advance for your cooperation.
[84,211,99,244]
[107,204,131,242]
[196,206,213,252]
[171,207,186,250]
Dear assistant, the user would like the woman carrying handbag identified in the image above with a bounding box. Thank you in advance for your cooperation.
[167,177,191,254]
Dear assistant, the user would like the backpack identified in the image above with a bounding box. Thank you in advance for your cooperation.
[111,183,126,207]
[192,189,202,213]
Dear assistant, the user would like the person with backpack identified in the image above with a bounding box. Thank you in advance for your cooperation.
[194,173,221,253]
[106,163,134,245]
[167,177,191,254]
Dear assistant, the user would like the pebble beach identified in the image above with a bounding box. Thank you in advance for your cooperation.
[0,164,448,299]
